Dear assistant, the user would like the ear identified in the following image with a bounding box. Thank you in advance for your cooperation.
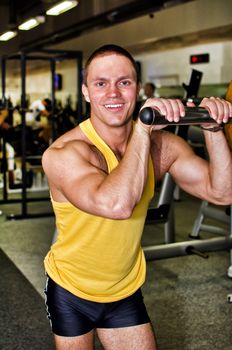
[82,84,90,103]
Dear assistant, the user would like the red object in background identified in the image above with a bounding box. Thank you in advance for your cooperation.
[190,53,209,64]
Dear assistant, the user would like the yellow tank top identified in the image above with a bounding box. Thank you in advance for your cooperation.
[44,119,154,302]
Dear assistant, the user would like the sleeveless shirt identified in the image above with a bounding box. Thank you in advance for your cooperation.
[44,118,154,302]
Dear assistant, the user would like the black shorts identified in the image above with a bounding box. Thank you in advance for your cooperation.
[44,276,150,337]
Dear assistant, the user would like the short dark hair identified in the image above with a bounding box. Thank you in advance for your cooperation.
[44,98,51,106]
[43,98,52,111]
[83,44,140,84]
[145,82,156,91]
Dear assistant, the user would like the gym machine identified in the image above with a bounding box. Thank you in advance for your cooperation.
[0,49,83,219]
[139,106,232,267]
[189,83,232,280]
[145,172,176,244]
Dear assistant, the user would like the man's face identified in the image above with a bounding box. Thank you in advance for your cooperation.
[82,53,139,126]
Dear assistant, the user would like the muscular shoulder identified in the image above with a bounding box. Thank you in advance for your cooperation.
[150,130,194,181]
[42,127,107,183]
[43,138,88,165]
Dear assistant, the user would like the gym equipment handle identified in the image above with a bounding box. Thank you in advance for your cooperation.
[139,106,232,126]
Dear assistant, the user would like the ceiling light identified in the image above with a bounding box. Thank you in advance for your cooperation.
[0,31,17,41]
[46,0,78,16]
[18,16,45,31]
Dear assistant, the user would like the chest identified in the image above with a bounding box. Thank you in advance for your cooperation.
[90,145,123,174]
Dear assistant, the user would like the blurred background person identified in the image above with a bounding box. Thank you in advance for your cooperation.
[144,82,156,99]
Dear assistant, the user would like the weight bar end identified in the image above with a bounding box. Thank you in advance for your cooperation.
[139,107,155,125]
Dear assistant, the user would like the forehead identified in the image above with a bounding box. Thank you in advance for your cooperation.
[87,53,136,78]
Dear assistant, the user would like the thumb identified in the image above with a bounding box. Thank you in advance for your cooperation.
[186,101,195,107]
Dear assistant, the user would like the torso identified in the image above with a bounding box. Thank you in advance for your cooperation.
[47,123,180,201]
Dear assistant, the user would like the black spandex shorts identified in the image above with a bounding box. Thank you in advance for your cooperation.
[44,276,150,337]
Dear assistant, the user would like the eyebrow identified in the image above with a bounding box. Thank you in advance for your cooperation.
[92,75,135,82]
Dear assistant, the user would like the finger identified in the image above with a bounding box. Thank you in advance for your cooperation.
[220,99,230,123]
[164,99,183,122]
[164,99,175,122]
[215,97,226,124]
[199,97,209,108]
[157,98,169,117]
[186,101,195,107]
[200,97,232,124]
[175,99,185,118]
[225,100,232,120]
[211,97,231,124]
[201,97,219,122]
[142,98,167,117]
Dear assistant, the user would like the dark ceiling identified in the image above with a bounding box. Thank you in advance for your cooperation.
[0,0,195,55]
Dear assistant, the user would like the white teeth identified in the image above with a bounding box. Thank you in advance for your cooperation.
[105,104,122,108]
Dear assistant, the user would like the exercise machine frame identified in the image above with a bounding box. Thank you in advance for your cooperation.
[0,49,83,219]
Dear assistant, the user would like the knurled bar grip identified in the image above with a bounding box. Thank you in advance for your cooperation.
[139,106,232,125]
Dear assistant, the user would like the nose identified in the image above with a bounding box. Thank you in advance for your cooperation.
[107,83,121,97]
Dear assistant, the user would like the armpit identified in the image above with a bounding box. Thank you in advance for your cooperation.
[90,145,108,174]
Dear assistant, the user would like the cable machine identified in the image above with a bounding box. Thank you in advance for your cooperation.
[0,49,83,219]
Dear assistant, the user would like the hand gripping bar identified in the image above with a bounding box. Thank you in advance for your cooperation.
[139,106,232,126]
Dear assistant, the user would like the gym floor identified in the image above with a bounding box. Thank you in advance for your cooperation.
[0,188,231,350]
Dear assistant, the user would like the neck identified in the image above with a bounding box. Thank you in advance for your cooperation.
[90,117,133,158]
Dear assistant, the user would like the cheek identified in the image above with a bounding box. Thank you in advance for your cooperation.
[88,89,105,103]
[126,88,137,102]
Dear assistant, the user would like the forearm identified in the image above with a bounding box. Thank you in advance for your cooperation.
[204,129,232,204]
[97,123,151,218]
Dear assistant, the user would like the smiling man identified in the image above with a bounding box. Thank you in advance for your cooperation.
[42,44,232,350]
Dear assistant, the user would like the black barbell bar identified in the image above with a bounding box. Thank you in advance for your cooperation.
[139,106,232,125]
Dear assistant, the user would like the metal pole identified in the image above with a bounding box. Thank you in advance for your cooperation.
[144,236,232,261]
[20,52,28,217]
[1,56,8,201]
[158,173,176,243]
[1,56,6,105]
[77,52,83,123]
[50,58,56,141]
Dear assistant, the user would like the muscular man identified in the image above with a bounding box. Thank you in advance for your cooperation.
[42,44,232,350]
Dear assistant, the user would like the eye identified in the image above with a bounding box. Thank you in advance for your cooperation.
[119,80,131,86]
[96,81,106,87]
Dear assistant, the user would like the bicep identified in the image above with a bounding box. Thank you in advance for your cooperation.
[42,145,109,214]
[152,132,210,200]
[168,138,210,200]
[61,161,108,213]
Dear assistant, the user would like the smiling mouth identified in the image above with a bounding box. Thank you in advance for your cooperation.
[104,104,123,109]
